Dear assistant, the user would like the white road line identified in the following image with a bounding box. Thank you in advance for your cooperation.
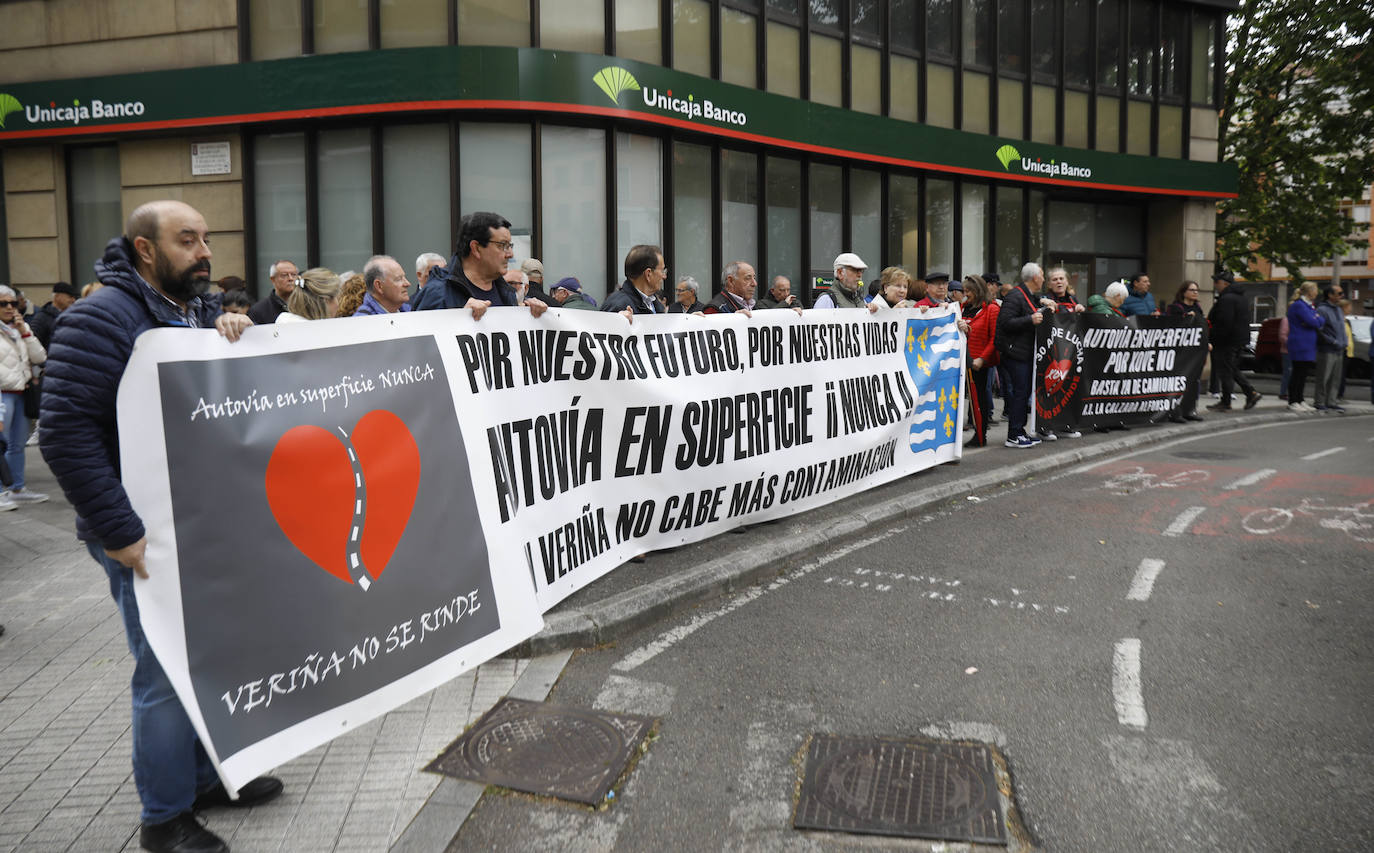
[613,530,899,672]
[1113,639,1148,730]
[1127,558,1166,601]
[1163,506,1206,537]
[1301,447,1344,461]
[1222,468,1276,490]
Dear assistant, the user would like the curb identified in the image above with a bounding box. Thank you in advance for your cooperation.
[511,407,1370,656]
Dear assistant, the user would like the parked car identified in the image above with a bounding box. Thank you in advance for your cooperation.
[1253,317,1283,373]
[1348,315,1372,379]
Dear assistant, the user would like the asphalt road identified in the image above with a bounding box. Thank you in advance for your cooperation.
[451,416,1373,852]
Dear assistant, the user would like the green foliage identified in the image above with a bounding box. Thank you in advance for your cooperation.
[1217,0,1374,283]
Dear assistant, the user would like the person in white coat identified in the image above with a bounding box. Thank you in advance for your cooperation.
[0,285,48,507]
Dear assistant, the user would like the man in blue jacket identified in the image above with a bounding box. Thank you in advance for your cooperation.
[1120,272,1158,316]
[1313,284,1347,412]
[39,200,276,853]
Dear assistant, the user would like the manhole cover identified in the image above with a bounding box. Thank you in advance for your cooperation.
[1172,450,1244,460]
[424,697,654,804]
[794,734,1006,845]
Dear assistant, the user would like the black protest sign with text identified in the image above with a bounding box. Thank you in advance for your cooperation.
[1035,314,1208,430]
[158,336,501,759]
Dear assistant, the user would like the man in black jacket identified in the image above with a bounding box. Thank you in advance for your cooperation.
[29,280,79,349]
[703,261,758,314]
[603,244,669,316]
[995,262,1046,448]
[414,212,547,319]
[1206,271,1261,412]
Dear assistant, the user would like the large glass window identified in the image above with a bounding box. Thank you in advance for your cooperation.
[963,71,991,134]
[383,125,451,279]
[765,157,802,297]
[809,33,843,107]
[853,0,880,41]
[317,128,372,274]
[925,179,954,276]
[673,142,712,296]
[891,54,920,122]
[961,183,990,277]
[809,163,842,279]
[673,0,711,77]
[929,0,954,56]
[891,0,920,53]
[460,124,532,235]
[1028,189,1046,265]
[888,174,921,273]
[458,0,530,46]
[927,64,956,127]
[1127,0,1156,97]
[616,132,663,279]
[999,0,1027,74]
[1064,0,1091,86]
[1047,200,1141,254]
[314,0,369,54]
[68,145,122,285]
[850,169,881,277]
[541,126,607,295]
[1189,13,1216,105]
[994,185,1024,280]
[721,8,758,88]
[1031,0,1056,79]
[1160,3,1186,99]
[720,149,758,273]
[616,0,662,64]
[251,0,302,59]
[765,22,801,97]
[963,0,993,67]
[381,0,447,48]
[542,0,604,53]
[851,45,882,115]
[1097,0,1120,90]
[253,133,307,286]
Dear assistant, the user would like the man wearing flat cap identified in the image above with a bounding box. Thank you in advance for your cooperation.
[30,281,80,350]
[916,272,950,308]
[815,253,868,309]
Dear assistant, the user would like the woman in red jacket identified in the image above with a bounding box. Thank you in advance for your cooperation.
[961,275,999,446]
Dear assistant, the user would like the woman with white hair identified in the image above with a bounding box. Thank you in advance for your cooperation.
[0,285,48,506]
[1087,280,1129,316]
[277,268,343,322]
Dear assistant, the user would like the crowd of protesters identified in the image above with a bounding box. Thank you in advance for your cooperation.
[2,198,1366,853]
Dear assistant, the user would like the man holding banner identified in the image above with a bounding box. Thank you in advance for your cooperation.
[39,201,274,853]
[995,262,1046,449]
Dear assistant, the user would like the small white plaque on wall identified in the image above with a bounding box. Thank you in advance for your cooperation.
[190,142,231,176]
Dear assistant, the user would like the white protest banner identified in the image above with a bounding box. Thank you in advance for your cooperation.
[118,304,964,793]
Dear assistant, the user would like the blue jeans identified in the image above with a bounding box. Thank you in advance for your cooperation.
[2,392,27,490]
[91,542,219,823]
[1004,357,1032,440]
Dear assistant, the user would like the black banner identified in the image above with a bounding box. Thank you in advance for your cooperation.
[1034,314,1208,431]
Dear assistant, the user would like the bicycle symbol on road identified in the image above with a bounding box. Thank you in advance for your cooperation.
[1242,498,1374,543]
[1097,466,1211,496]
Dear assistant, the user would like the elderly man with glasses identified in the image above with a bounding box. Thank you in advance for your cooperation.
[247,258,298,325]
[413,211,547,320]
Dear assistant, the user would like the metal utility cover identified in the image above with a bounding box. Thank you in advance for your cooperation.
[794,734,1007,845]
[424,697,654,804]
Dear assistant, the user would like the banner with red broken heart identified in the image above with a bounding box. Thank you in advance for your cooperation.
[117,317,542,795]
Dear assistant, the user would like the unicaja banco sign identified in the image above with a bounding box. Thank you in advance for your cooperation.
[0,92,147,129]
[995,144,1093,180]
[593,66,748,127]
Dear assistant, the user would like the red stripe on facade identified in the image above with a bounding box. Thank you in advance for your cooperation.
[0,98,1237,199]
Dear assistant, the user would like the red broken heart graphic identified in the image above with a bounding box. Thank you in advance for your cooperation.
[264,410,421,588]
[1043,358,1072,394]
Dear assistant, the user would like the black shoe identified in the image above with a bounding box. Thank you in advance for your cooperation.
[1183,413,1205,422]
[1168,413,1186,424]
[1206,402,1232,412]
[1244,391,1262,410]
[140,812,227,853]
[193,775,283,811]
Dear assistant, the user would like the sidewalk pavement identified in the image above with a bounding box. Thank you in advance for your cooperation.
[1,391,1368,852]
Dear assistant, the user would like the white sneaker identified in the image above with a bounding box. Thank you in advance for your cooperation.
[1059,428,1083,438]
[1288,402,1313,413]
[1036,429,1058,441]
[25,430,38,447]
[0,492,16,512]
[8,489,49,504]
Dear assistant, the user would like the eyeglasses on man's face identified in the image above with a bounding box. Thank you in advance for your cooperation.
[0,300,17,308]
[485,239,515,252]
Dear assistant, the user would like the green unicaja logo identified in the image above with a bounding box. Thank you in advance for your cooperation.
[0,93,22,129]
[593,67,640,105]
[995,144,1021,170]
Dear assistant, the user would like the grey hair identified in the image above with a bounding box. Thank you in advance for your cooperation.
[1105,281,1129,302]
[1045,266,1067,281]
[678,276,700,295]
[721,261,744,289]
[363,255,396,293]
[1020,262,1043,283]
[0,285,15,300]
[415,252,445,274]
